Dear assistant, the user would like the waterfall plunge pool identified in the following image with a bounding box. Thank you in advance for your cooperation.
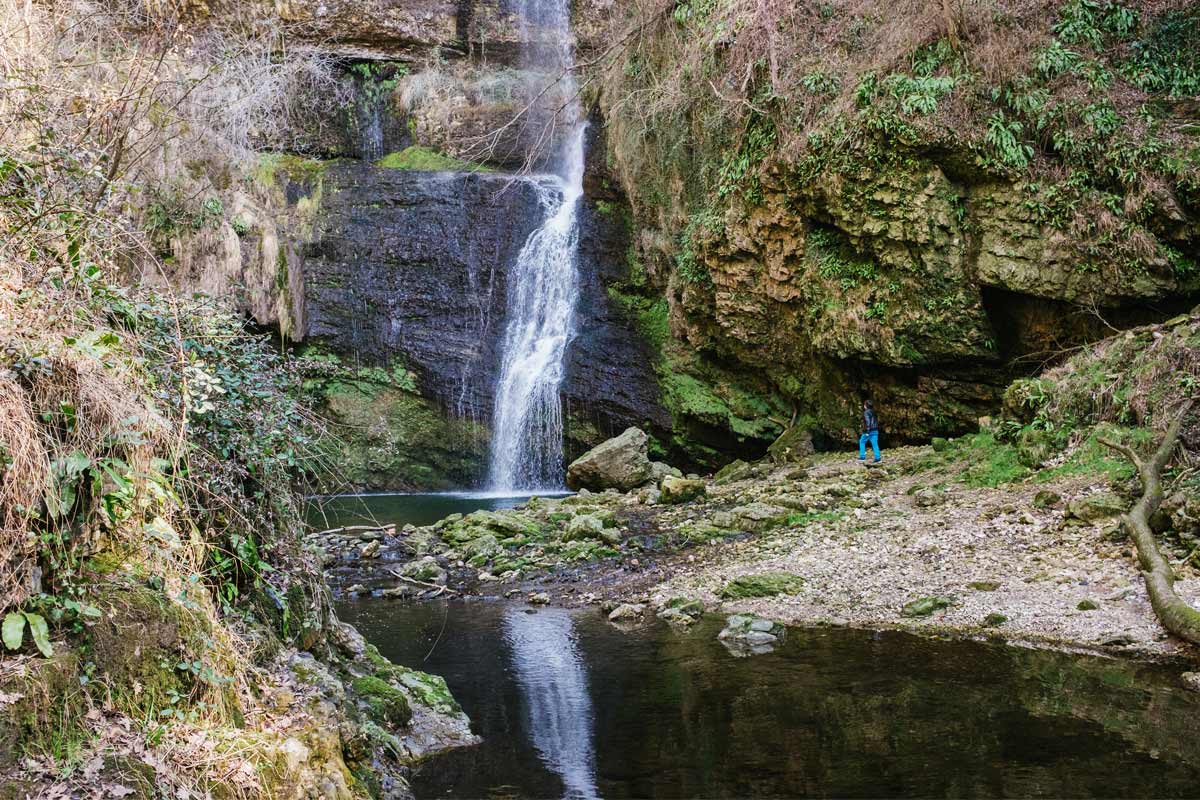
[339,598,1200,800]
[307,491,571,532]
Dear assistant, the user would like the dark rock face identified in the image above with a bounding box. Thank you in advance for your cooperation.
[303,162,669,465]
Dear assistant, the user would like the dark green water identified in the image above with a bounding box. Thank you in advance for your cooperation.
[307,492,563,531]
[339,599,1200,800]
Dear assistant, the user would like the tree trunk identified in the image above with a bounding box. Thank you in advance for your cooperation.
[1099,399,1200,645]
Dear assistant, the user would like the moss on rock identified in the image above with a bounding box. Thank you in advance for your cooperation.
[719,572,806,600]
[350,675,412,727]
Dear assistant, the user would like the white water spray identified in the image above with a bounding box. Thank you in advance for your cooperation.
[504,607,599,800]
[486,0,586,492]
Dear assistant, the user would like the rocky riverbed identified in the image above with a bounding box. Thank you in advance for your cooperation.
[309,440,1200,661]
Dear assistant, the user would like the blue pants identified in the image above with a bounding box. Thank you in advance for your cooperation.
[859,431,880,461]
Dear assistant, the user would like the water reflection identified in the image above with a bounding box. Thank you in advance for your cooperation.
[504,607,600,800]
[337,599,1200,799]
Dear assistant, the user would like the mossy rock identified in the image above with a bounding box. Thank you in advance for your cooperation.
[351,675,412,727]
[0,649,81,768]
[767,426,815,464]
[719,572,806,600]
[983,613,1008,627]
[88,581,200,710]
[1032,490,1062,509]
[1077,599,1100,611]
[659,476,707,504]
[364,645,461,715]
[1067,492,1127,522]
[968,580,1001,592]
[931,437,950,452]
[901,596,953,617]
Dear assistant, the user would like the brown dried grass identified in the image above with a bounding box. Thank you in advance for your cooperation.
[0,372,49,609]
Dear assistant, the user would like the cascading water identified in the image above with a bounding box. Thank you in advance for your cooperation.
[486,0,586,492]
[503,607,599,800]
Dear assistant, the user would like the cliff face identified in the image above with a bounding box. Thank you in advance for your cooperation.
[300,163,668,487]
[597,0,1200,447]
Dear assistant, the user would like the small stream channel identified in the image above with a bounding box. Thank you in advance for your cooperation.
[325,495,1200,799]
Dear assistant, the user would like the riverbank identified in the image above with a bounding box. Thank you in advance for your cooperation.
[316,442,1200,662]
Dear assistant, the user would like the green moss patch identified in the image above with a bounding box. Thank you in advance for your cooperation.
[351,675,412,727]
[377,146,493,173]
[719,572,806,600]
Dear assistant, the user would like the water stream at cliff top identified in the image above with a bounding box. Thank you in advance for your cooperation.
[486,0,586,492]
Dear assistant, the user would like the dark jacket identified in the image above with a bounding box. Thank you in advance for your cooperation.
[863,408,879,433]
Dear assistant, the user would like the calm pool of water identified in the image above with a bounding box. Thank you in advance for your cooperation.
[338,599,1200,799]
[307,491,566,532]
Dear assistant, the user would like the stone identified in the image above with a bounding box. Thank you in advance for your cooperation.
[1067,492,1126,522]
[901,596,953,617]
[399,556,447,585]
[1181,672,1200,693]
[968,581,1001,592]
[331,621,367,659]
[529,592,551,605]
[983,613,1008,627]
[659,476,707,504]
[1032,490,1062,509]
[564,514,606,541]
[713,459,756,485]
[565,427,655,491]
[607,603,645,622]
[719,572,805,599]
[710,511,735,528]
[913,489,945,508]
[359,540,381,558]
[731,502,789,531]
[1076,599,1100,611]
[656,597,704,625]
[767,426,814,464]
[717,615,786,657]
[648,461,683,485]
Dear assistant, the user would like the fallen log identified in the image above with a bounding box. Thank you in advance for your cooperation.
[314,523,395,537]
[1098,398,1200,645]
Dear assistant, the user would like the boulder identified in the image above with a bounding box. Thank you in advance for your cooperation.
[731,502,790,531]
[565,427,654,492]
[718,614,786,656]
[1182,672,1200,693]
[656,597,704,626]
[648,461,683,485]
[607,603,646,622]
[659,476,707,505]
[399,556,447,585]
[767,426,814,464]
[564,514,605,541]
[1067,492,1126,522]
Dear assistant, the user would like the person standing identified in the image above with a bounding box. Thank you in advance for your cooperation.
[859,400,881,463]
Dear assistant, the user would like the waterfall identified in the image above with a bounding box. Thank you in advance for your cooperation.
[486,0,586,492]
[504,607,599,800]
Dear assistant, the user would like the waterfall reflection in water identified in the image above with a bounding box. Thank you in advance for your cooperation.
[503,607,600,800]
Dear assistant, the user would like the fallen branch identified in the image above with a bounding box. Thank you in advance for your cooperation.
[314,523,395,537]
[1098,398,1200,645]
[387,568,459,596]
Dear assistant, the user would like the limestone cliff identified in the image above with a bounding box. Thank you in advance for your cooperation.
[596,0,1200,448]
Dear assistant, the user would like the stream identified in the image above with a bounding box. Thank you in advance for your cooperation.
[339,598,1200,799]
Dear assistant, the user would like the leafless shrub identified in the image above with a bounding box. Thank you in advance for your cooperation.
[184,29,352,157]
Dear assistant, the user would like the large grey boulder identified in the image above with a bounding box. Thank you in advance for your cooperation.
[566,427,654,492]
